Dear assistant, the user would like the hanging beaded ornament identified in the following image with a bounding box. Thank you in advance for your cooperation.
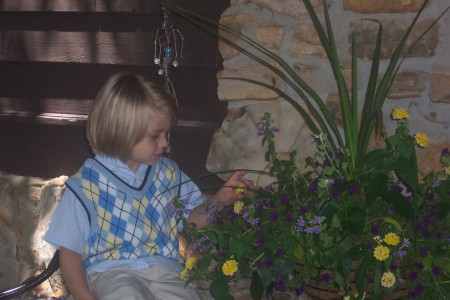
[154,5,184,107]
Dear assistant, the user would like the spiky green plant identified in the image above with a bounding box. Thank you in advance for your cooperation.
[166,0,449,181]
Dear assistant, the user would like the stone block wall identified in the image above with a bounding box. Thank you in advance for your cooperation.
[0,172,68,298]
[207,0,450,184]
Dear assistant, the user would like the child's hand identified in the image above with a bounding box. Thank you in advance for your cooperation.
[214,170,254,206]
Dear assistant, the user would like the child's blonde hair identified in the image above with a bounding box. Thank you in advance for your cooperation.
[87,73,177,162]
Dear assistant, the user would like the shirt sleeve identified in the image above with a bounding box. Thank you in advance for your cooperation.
[44,188,90,254]
[177,170,204,222]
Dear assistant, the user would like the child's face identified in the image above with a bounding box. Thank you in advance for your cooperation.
[126,112,171,172]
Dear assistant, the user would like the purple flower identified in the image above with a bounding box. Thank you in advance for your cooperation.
[276,249,286,257]
[420,247,428,256]
[265,258,274,268]
[434,232,442,240]
[348,186,358,196]
[371,226,380,236]
[247,217,260,225]
[332,190,340,200]
[280,194,288,205]
[270,211,279,221]
[296,217,305,231]
[387,208,395,215]
[432,266,442,276]
[390,262,399,270]
[300,205,310,214]
[415,262,424,271]
[265,184,274,191]
[442,147,449,157]
[256,202,264,212]
[407,271,418,281]
[167,198,193,217]
[308,179,319,192]
[256,231,265,247]
[304,225,322,234]
[275,280,285,291]
[394,250,407,259]
[392,184,403,193]
[408,284,424,298]
[310,216,322,225]
[284,214,294,223]
[295,285,305,295]
[320,272,332,283]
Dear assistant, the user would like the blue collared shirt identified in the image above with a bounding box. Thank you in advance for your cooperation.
[44,155,203,272]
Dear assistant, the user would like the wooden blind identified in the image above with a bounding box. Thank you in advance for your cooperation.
[0,0,229,188]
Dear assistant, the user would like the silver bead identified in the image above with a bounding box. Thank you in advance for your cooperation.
[154,58,160,65]
[172,61,179,67]
[158,68,164,75]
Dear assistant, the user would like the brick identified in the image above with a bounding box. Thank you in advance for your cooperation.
[344,0,425,14]
[291,24,326,58]
[430,72,450,103]
[219,14,259,60]
[217,64,284,101]
[351,19,439,59]
[388,71,427,99]
[256,25,284,49]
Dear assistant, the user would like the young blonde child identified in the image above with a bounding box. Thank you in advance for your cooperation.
[44,73,252,300]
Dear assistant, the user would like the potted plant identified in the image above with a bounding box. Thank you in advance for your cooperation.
[171,110,449,299]
[165,0,450,299]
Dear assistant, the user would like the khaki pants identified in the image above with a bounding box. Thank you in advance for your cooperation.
[67,265,203,300]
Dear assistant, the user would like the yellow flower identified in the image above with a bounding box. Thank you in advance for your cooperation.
[185,257,197,270]
[179,269,188,279]
[344,297,350,300]
[383,233,400,246]
[233,201,244,214]
[235,184,245,194]
[414,132,429,148]
[381,271,396,288]
[373,245,390,261]
[445,166,450,176]
[391,108,409,120]
[222,259,238,276]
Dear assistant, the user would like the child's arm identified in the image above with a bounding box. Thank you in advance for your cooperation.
[188,170,253,229]
[60,247,96,300]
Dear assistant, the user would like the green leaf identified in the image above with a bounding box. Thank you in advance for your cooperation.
[394,158,419,191]
[210,276,233,300]
[323,166,335,176]
[379,217,403,232]
[397,136,414,159]
[197,257,211,272]
[439,180,450,197]
[382,190,414,218]
[366,171,388,203]
[229,237,246,261]
[354,256,373,293]
[259,268,273,289]
[345,206,366,235]
[358,149,387,172]
[250,271,264,300]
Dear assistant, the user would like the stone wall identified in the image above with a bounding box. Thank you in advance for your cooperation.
[0,172,68,298]
[207,0,450,185]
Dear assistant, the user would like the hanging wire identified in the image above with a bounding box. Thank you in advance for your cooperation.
[154,2,184,156]
[154,3,184,108]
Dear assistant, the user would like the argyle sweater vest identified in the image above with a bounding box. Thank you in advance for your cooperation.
[65,157,183,269]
